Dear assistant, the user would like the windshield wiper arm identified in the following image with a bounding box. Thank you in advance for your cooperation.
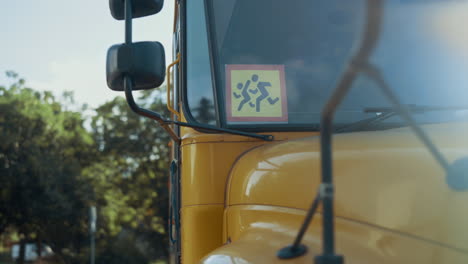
[338,105,468,133]
[166,119,274,141]
[336,111,396,133]
[123,77,274,142]
[365,104,468,114]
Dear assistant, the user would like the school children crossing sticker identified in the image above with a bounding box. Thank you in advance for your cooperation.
[226,65,288,123]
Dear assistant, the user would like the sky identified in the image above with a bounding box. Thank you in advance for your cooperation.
[0,0,174,108]
[2,0,468,111]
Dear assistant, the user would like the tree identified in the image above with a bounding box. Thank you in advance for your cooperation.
[193,97,216,124]
[1,72,171,264]
[0,72,96,263]
[88,89,170,263]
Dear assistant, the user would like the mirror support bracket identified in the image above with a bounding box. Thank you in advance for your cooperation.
[121,0,273,143]
[124,76,181,143]
[124,75,273,142]
[122,0,179,143]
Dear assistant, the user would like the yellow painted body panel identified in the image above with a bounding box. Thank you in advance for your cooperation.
[180,136,263,207]
[180,205,224,263]
[199,123,468,263]
[179,127,314,263]
[202,205,468,264]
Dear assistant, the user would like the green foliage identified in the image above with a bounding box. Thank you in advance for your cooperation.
[87,89,170,261]
[0,74,95,257]
[0,73,170,263]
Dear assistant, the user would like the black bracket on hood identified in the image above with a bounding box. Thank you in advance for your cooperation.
[279,0,383,262]
[279,0,466,262]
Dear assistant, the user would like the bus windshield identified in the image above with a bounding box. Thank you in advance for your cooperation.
[204,0,468,130]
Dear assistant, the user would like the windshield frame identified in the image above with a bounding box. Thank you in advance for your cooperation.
[189,1,468,133]
[204,0,324,132]
[181,0,215,127]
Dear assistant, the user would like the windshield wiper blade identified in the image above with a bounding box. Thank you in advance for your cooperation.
[337,105,468,133]
[336,111,396,133]
[122,77,274,142]
[365,104,468,114]
[167,120,274,141]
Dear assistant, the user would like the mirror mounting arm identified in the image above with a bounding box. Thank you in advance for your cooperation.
[121,0,272,143]
[315,1,384,263]
[124,76,273,143]
[122,0,179,142]
[278,1,383,263]
[125,0,133,44]
[124,76,181,143]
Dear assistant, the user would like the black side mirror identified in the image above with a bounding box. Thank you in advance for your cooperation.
[105,0,272,142]
[106,41,166,91]
[109,0,164,20]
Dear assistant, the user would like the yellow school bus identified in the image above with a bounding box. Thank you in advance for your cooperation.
[106,0,468,263]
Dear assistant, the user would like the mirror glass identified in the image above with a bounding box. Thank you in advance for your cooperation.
[106,41,166,91]
[109,0,164,20]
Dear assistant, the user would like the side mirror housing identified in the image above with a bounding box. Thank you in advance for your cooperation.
[106,41,166,91]
[109,0,164,20]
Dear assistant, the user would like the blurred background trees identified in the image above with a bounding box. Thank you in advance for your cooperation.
[0,72,170,264]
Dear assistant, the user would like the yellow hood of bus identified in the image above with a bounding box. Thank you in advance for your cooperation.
[225,123,468,250]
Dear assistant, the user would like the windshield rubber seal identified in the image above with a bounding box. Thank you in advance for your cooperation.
[204,0,222,127]
[180,0,199,125]
[203,0,322,132]
[182,0,321,133]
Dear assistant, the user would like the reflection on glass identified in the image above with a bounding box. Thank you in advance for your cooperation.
[206,0,468,129]
[193,97,216,125]
[208,0,365,126]
[186,0,217,125]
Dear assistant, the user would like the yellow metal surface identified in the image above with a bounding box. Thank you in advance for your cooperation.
[220,122,468,260]
[180,205,224,264]
[180,130,314,206]
[179,127,314,263]
[201,205,468,264]
[181,140,262,207]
